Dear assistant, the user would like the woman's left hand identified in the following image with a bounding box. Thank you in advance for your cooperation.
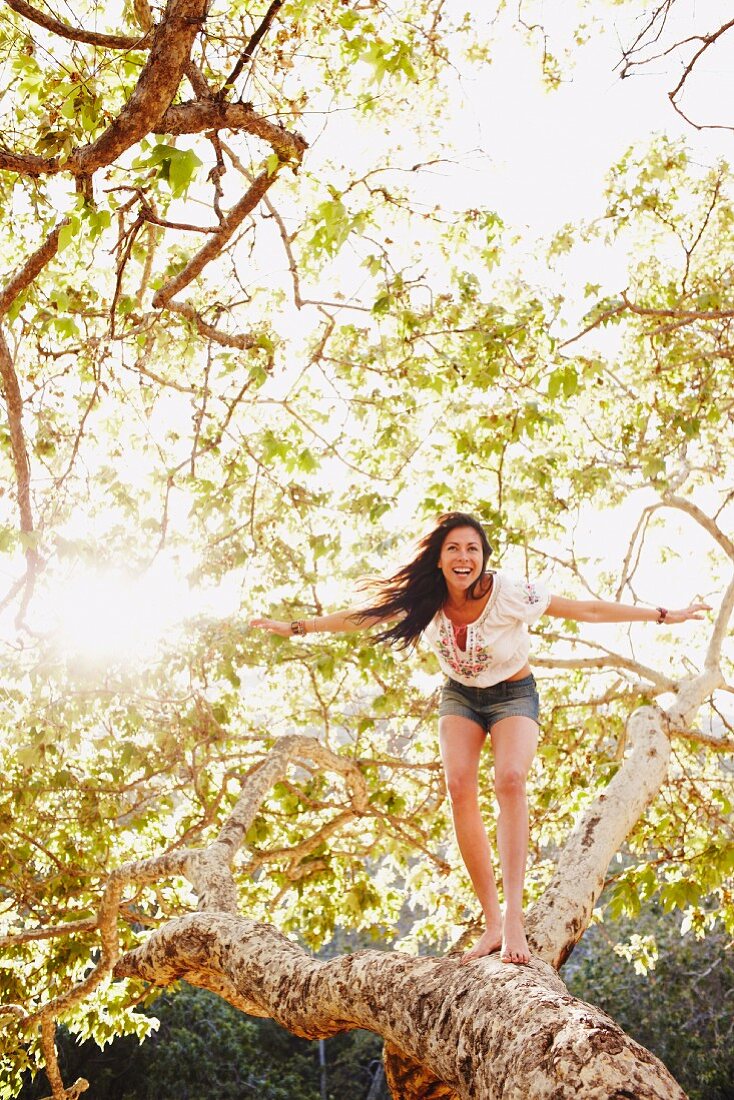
[664,602,712,624]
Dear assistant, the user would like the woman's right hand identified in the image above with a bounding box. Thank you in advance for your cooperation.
[249,617,292,637]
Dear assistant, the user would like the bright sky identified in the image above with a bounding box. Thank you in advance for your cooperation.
[438,1,734,233]
[3,1,732,675]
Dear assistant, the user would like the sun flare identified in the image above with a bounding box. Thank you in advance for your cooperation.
[52,565,186,662]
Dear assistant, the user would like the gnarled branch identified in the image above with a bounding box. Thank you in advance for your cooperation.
[159,100,307,161]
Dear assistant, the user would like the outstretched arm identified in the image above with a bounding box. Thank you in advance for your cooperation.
[249,608,390,638]
[546,595,711,625]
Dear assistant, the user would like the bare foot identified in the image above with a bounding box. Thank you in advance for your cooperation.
[501,910,530,965]
[460,923,503,964]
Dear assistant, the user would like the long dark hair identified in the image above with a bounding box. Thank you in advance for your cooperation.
[356,512,494,649]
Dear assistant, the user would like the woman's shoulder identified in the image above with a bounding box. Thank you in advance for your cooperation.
[486,569,551,623]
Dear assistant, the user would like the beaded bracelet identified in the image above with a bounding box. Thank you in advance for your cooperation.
[291,620,307,635]
[656,607,668,624]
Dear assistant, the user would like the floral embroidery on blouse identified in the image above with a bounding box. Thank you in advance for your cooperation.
[436,613,494,679]
[523,582,540,605]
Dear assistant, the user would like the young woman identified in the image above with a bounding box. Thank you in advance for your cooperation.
[250,512,709,965]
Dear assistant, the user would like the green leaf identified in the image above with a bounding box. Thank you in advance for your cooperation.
[58,217,78,252]
[167,148,203,198]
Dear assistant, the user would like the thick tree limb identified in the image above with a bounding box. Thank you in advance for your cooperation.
[526,705,671,968]
[3,0,148,49]
[666,666,724,728]
[383,1044,457,1100]
[160,100,307,161]
[114,913,686,1099]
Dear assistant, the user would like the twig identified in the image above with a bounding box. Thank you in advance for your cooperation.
[220,0,283,95]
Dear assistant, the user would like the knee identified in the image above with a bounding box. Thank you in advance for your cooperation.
[446,773,478,805]
[494,768,527,802]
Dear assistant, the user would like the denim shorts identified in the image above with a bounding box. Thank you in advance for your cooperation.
[438,674,540,733]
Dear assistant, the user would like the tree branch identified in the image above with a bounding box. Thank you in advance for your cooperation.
[163,300,268,353]
[0,326,38,623]
[704,572,734,673]
[220,0,283,95]
[0,0,209,179]
[159,100,307,162]
[661,493,734,560]
[39,1017,89,1100]
[113,912,685,1099]
[3,0,148,49]
[621,289,734,324]
[532,652,676,694]
[0,219,69,318]
[16,736,369,1025]
[526,705,672,968]
[658,494,734,673]
[152,168,278,307]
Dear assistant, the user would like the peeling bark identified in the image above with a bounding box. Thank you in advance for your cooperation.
[12,706,715,1097]
[115,913,686,1100]
[383,1043,459,1100]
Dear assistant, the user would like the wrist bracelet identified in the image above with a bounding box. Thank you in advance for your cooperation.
[656,607,668,624]
[291,619,307,635]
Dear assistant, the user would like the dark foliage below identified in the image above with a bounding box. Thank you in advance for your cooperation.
[19,984,388,1100]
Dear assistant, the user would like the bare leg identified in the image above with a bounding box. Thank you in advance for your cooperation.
[490,715,539,965]
[439,715,503,962]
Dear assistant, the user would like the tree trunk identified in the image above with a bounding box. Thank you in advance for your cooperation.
[114,913,686,1099]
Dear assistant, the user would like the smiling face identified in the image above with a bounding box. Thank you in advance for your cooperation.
[438,525,486,595]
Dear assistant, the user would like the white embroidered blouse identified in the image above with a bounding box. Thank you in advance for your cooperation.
[423,570,551,687]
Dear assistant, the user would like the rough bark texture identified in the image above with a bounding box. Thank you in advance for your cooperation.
[160,100,308,161]
[115,913,686,1100]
